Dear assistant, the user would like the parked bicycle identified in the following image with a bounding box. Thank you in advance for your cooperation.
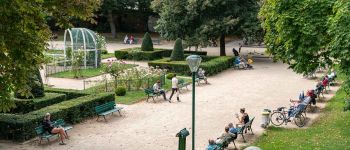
[270,106,306,127]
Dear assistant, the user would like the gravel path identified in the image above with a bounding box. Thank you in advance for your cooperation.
[1,57,339,150]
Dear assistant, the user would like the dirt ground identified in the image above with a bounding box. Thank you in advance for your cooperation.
[1,55,339,150]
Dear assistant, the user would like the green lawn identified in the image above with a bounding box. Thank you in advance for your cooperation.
[101,53,115,59]
[252,87,350,149]
[50,67,105,79]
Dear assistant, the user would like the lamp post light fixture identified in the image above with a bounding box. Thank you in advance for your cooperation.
[186,55,202,150]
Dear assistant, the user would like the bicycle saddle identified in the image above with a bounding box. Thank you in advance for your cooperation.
[277,107,286,111]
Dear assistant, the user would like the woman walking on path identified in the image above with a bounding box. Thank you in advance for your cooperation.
[169,74,180,102]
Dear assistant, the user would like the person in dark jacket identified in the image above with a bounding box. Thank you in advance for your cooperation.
[42,113,68,145]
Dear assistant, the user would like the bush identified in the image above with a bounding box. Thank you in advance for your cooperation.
[15,69,45,99]
[0,92,115,141]
[101,50,108,54]
[115,87,126,96]
[45,88,88,99]
[141,32,154,51]
[11,93,66,114]
[166,73,175,80]
[114,50,129,59]
[170,38,185,61]
[149,56,234,76]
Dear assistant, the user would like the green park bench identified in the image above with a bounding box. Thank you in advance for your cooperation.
[95,101,123,122]
[178,79,190,92]
[144,88,160,103]
[236,117,255,143]
[34,119,73,144]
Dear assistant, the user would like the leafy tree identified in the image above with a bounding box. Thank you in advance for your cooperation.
[101,0,153,38]
[0,0,100,112]
[328,0,350,93]
[141,32,154,51]
[15,69,45,99]
[170,38,185,61]
[260,0,350,94]
[152,0,260,56]
[259,0,333,75]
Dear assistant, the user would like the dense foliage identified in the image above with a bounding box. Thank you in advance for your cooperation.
[260,0,350,94]
[14,69,45,99]
[141,32,154,51]
[152,0,261,55]
[115,87,127,96]
[0,0,101,112]
[149,56,234,75]
[170,38,185,61]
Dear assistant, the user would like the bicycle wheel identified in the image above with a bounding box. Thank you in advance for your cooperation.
[270,112,285,126]
[294,113,306,127]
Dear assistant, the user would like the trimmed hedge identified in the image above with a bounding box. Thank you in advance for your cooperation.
[148,56,234,76]
[0,92,115,141]
[45,88,88,99]
[11,93,66,114]
[170,38,185,61]
[141,32,154,51]
[114,48,207,61]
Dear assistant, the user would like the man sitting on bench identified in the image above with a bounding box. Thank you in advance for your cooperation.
[197,68,208,84]
[206,139,218,150]
[153,80,168,101]
[42,113,68,145]
[215,126,236,144]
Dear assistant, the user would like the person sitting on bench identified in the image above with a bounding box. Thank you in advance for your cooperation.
[235,108,249,127]
[206,139,218,150]
[228,123,238,134]
[153,80,168,101]
[197,68,208,84]
[216,126,236,144]
[123,35,129,44]
[42,113,68,145]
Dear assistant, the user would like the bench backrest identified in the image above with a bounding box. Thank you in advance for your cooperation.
[238,117,255,133]
[35,126,45,135]
[54,119,65,126]
[95,101,116,114]
[144,88,154,94]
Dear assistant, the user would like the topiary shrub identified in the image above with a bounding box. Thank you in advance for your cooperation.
[166,73,175,80]
[170,38,185,61]
[141,32,154,51]
[115,87,126,96]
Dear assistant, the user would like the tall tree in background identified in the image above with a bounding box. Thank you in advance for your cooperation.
[0,0,100,112]
[152,0,260,56]
[101,0,153,38]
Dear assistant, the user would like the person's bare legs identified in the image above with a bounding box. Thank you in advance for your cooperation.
[51,128,67,144]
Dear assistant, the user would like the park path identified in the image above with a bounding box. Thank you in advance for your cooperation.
[1,57,339,150]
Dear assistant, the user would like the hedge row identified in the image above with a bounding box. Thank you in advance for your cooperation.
[45,87,88,99]
[11,93,66,114]
[0,92,115,141]
[148,56,234,76]
[114,48,207,61]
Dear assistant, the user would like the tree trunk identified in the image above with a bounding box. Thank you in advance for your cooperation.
[220,34,226,56]
[107,10,116,38]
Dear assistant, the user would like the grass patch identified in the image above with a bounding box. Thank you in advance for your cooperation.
[50,67,105,79]
[252,87,350,149]
[101,53,115,59]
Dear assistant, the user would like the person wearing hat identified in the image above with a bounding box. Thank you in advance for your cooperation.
[42,113,68,145]
[153,80,168,101]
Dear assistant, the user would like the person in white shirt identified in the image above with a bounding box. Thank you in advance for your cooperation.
[153,80,168,101]
[123,35,129,44]
[169,74,180,102]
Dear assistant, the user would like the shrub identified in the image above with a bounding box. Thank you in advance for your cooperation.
[114,50,129,59]
[101,50,108,54]
[141,32,154,51]
[115,87,126,96]
[166,73,175,80]
[170,38,185,61]
[11,93,66,114]
[15,69,45,99]
[45,88,88,99]
[0,92,115,141]
[149,56,234,76]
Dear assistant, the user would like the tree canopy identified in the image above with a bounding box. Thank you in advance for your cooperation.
[152,0,261,55]
[0,0,101,112]
[260,0,350,94]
